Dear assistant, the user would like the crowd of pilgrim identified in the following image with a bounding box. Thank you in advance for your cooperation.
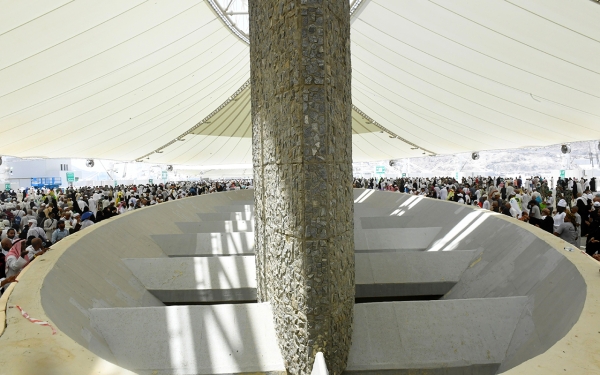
[1,174,598,291]
[0,180,252,291]
[354,175,600,257]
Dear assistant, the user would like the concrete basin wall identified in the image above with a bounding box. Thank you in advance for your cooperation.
[353,190,586,373]
[39,191,255,363]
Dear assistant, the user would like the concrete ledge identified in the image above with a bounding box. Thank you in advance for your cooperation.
[123,257,256,303]
[354,227,442,251]
[151,232,255,257]
[176,220,254,233]
[88,298,526,374]
[355,251,477,298]
[123,252,476,303]
[149,288,257,304]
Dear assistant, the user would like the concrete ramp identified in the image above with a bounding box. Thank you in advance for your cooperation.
[151,232,255,257]
[90,303,285,375]
[347,297,529,374]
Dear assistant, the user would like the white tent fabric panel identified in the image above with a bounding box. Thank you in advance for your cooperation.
[351,0,600,155]
[0,0,250,160]
[0,0,599,165]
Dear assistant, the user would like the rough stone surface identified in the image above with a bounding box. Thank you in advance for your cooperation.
[249,1,354,374]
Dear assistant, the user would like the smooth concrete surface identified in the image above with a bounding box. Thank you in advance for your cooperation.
[1,190,598,375]
[123,257,257,303]
[151,232,255,257]
[347,297,528,373]
[198,211,254,221]
[90,303,286,375]
[355,251,478,298]
[176,220,254,233]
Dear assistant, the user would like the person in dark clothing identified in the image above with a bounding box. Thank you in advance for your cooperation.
[585,207,600,256]
[536,208,555,233]
[575,193,590,237]
[501,202,512,217]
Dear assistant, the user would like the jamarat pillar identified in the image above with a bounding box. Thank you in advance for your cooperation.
[249,0,354,374]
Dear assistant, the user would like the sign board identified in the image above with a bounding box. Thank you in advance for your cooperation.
[4,183,10,190]
[560,170,566,178]
[455,172,459,179]
[149,179,153,184]
[66,172,75,182]
[375,166,386,174]
[30,177,62,188]
[402,173,406,177]
[114,180,118,186]
[162,171,168,180]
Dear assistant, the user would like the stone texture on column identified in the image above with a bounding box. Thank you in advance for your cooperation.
[249,0,354,374]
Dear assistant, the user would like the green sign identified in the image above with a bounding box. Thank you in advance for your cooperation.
[114,180,118,186]
[402,173,406,177]
[162,171,168,180]
[455,172,459,179]
[66,172,75,182]
[560,170,566,178]
[149,179,153,184]
[375,166,385,174]
[4,183,10,190]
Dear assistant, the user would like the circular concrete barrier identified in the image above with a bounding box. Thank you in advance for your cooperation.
[0,190,597,374]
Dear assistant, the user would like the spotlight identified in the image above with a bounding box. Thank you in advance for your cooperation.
[389,160,396,167]
[0,156,3,166]
[472,152,480,160]
[561,144,571,154]
[167,165,174,172]
[85,159,95,168]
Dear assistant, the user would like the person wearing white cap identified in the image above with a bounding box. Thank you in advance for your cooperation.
[27,219,49,245]
[553,199,568,232]
[70,213,81,233]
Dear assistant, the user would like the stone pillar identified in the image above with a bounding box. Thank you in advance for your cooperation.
[249,1,354,374]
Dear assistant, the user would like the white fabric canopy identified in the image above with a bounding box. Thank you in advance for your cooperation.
[0,0,599,165]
